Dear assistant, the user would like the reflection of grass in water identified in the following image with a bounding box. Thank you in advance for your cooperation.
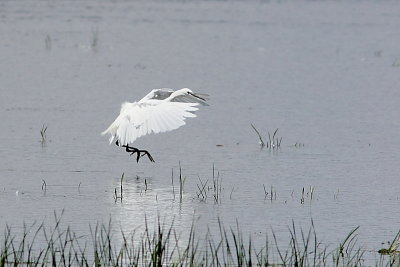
[121,164,323,205]
[1,213,398,266]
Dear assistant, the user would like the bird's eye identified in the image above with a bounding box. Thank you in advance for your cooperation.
[154,94,158,98]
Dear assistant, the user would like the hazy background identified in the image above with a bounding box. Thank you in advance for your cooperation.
[1,0,399,263]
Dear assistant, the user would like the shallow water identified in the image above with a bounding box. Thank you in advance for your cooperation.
[1,0,400,263]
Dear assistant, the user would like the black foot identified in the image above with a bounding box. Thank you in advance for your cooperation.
[121,144,155,163]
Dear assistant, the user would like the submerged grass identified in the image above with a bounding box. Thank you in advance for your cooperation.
[40,124,47,144]
[251,124,282,149]
[0,214,398,267]
[195,164,223,203]
[113,173,124,202]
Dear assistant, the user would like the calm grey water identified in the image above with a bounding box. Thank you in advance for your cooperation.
[1,0,400,263]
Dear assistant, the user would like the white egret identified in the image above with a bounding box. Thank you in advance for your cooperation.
[102,88,208,162]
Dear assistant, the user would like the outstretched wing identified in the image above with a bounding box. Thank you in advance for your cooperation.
[110,101,199,146]
[139,88,209,106]
[171,93,209,106]
[139,88,174,102]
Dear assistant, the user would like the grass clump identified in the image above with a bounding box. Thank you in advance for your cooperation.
[195,164,223,203]
[251,124,282,149]
[40,124,48,144]
[379,230,400,256]
[0,214,398,266]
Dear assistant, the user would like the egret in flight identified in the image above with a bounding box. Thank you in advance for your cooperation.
[102,88,208,162]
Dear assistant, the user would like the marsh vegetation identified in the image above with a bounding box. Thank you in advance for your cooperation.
[1,214,399,267]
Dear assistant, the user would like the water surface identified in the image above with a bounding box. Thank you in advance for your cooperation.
[1,0,400,263]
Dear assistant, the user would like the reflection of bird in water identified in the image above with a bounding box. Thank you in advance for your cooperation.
[102,88,209,163]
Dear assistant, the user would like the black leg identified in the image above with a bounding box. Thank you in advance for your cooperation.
[140,150,155,163]
[120,144,155,163]
[123,145,141,162]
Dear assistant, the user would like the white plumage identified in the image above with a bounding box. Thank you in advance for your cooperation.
[102,88,208,147]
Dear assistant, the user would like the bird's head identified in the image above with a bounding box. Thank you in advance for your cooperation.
[180,88,193,94]
[180,88,208,102]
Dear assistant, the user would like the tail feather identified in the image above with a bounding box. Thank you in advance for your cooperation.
[102,124,117,145]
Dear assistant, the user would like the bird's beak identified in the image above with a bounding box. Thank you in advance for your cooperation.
[188,92,208,101]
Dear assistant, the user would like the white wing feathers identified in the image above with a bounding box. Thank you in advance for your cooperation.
[102,101,199,146]
[171,93,209,106]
